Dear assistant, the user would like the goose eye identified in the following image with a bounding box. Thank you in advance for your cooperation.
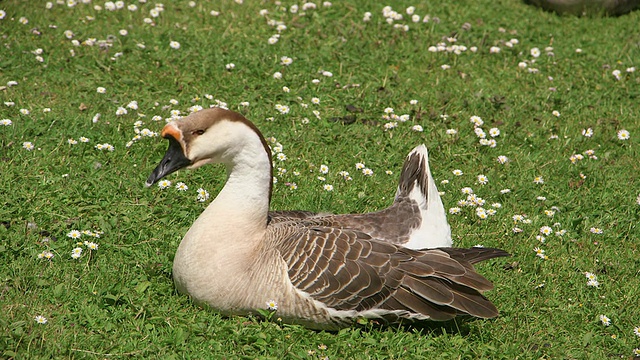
[192,129,205,136]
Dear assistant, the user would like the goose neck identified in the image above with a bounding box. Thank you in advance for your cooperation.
[207,147,272,230]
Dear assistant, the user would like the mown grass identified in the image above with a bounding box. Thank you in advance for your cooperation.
[1,0,639,358]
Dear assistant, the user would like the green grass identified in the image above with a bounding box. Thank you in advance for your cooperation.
[1,0,639,358]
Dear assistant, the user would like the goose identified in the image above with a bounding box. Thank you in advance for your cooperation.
[146,107,509,330]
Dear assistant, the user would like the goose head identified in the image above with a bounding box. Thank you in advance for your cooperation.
[146,108,273,187]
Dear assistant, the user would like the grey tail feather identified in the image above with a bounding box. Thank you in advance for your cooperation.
[396,146,429,200]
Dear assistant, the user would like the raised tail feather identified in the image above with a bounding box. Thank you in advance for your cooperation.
[269,145,453,250]
[395,145,452,249]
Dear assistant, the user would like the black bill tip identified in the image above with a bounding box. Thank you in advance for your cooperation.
[146,136,192,187]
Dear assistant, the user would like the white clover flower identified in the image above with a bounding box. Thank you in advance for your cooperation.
[530,47,540,58]
[38,250,54,260]
[197,188,210,202]
[158,179,172,189]
[275,104,290,114]
[617,129,630,140]
[612,69,622,80]
[67,230,82,239]
[384,121,398,130]
[540,226,553,235]
[474,127,486,139]
[280,56,293,66]
[266,300,278,311]
[589,227,603,234]
[470,116,483,127]
[303,2,318,10]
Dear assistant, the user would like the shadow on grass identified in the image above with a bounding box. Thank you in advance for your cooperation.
[359,316,478,337]
[246,309,479,337]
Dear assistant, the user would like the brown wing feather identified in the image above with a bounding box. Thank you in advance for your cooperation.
[267,195,423,247]
[388,287,458,321]
[445,281,500,318]
[271,220,508,324]
[268,210,320,224]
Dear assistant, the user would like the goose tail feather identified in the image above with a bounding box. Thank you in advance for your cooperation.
[395,145,452,248]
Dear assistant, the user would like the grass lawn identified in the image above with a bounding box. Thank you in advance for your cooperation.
[1,0,639,358]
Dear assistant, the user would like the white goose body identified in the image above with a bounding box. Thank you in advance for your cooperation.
[147,108,508,330]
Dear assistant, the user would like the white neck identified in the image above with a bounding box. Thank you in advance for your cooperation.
[216,158,271,225]
[191,130,272,245]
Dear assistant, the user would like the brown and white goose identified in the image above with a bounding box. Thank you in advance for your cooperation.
[146,107,509,330]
